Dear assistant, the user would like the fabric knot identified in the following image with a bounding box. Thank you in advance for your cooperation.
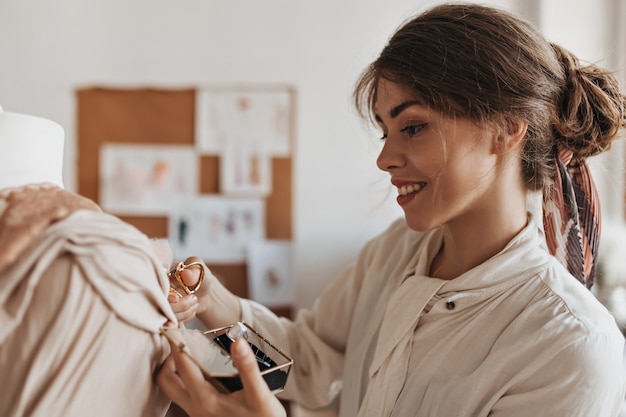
[557,146,573,166]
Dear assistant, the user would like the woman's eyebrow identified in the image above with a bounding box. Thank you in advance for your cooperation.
[375,100,422,122]
[389,100,421,118]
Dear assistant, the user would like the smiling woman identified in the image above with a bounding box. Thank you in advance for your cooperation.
[353,3,624,288]
[160,3,626,417]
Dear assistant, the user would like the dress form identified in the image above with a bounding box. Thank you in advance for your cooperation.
[0,105,64,190]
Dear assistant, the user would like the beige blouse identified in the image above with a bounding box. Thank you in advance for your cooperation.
[0,204,176,416]
[241,215,625,417]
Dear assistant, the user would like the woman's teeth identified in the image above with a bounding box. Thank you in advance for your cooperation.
[398,184,423,196]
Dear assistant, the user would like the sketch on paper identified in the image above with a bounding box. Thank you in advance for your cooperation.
[247,240,294,307]
[168,196,265,263]
[99,144,197,215]
[220,140,272,197]
[195,88,292,157]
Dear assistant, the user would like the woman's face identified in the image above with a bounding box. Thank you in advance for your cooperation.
[375,79,500,232]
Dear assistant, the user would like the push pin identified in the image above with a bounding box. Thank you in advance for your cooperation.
[226,322,249,341]
[225,322,272,368]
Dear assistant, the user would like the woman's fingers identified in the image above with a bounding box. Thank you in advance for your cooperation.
[169,338,224,415]
[231,338,287,417]
[168,294,199,323]
[157,336,286,417]
[170,339,209,389]
[158,338,220,416]
[223,338,286,417]
[230,338,278,407]
[156,354,192,411]
[166,257,213,320]
[179,256,206,287]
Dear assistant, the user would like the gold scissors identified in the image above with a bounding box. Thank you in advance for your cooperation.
[168,260,205,297]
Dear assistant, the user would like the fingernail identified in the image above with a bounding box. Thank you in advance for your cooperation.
[191,295,198,304]
[230,339,249,358]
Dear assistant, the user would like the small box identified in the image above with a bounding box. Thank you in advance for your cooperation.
[160,322,293,394]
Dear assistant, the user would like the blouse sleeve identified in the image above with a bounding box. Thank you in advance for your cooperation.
[490,332,625,417]
[239,232,382,409]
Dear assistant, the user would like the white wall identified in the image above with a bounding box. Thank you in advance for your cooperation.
[3,0,618,310]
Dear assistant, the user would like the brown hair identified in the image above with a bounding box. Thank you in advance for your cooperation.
[354,3,626,191]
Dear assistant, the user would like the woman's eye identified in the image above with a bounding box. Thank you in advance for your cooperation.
[379,132,388,141]
[400,124,425,137]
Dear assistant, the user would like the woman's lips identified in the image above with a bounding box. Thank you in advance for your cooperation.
[396,183,425,206]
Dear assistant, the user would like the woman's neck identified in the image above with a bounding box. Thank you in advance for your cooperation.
[429,192,529,280]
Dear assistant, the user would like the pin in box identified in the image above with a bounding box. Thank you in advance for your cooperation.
[160,322,293,394]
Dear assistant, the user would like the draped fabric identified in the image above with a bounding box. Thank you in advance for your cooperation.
[542,147,600,288]
[0,192,176,417]
[356,277,446,417]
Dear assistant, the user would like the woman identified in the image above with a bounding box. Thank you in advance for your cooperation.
[158,3,626,416]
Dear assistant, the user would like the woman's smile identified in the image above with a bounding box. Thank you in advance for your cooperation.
[394,182,426,206]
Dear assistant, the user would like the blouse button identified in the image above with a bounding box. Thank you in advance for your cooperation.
[446,301,455,310]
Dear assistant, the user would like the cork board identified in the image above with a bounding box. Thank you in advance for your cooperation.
[76,87,294,317]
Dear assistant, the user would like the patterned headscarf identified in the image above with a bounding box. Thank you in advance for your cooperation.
[542,146,600,288]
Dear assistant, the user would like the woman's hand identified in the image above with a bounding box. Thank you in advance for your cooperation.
[166,256,241,329]
[167,256,213,324]
[157,337,286,417]
[0,185,100,269]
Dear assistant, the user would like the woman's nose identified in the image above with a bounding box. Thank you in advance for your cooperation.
[376,137,404,172]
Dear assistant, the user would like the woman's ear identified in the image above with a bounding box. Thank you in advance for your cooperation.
[492,118,528,155]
